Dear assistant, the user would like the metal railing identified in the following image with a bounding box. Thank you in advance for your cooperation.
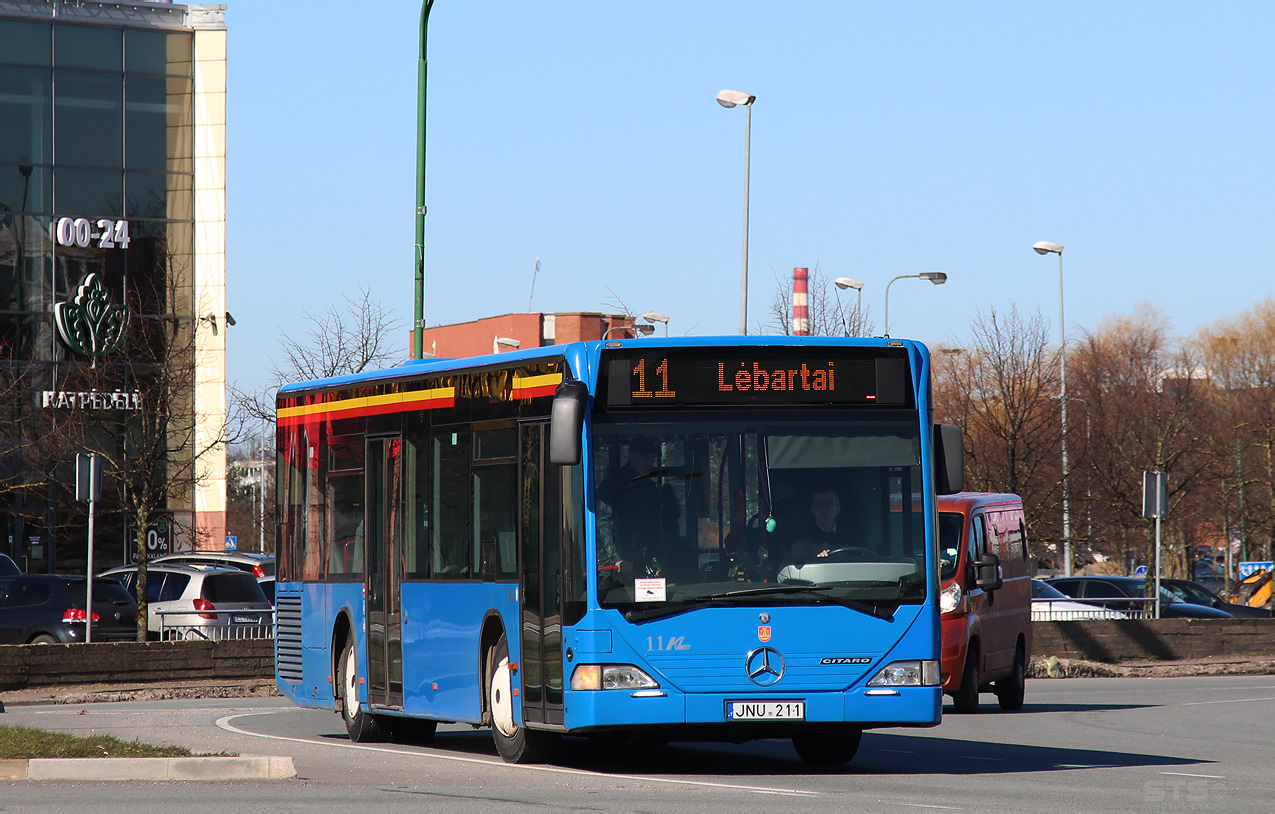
[1031,597,1153,621]
[154,608,275,641]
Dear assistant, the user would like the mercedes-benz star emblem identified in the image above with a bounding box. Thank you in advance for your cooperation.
[745,646,785,686]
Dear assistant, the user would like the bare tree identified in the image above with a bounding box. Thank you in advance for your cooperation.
[761,265,875,337]
[56,271,224,640]
[231,286,402,437]
[932,306,1061,564]
[1070,307,1214,577]
[226,287,402,559]
[1194,299,1275,561]
[272,286,405,385]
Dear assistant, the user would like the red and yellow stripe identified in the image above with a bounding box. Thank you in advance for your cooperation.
[511,371,562,400]
[278,385,455,427]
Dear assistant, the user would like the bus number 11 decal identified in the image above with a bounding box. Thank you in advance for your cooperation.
[647,635,692,651]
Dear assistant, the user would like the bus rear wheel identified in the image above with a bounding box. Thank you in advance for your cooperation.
[339,636,388,743]
[486,633,556,763]
[792,727,862,765]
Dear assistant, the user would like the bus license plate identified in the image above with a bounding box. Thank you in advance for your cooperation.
[726,701,805,721]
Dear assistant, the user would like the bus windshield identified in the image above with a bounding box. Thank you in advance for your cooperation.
[592,410,927,618]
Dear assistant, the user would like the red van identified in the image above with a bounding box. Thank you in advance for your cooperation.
[937,493,1032,713]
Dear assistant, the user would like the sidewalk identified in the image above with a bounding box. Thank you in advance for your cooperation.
[1,677,280,709]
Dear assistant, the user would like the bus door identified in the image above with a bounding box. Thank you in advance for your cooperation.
[365,435,404,709]
[518,421,565,726]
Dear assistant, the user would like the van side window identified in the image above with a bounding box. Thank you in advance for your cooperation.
[969,514,984,563]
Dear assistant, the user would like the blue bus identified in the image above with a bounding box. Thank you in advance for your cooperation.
[274,336,963,764]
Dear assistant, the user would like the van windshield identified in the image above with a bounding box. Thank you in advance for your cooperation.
[938,512,964,581]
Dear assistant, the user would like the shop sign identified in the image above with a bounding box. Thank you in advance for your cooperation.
[42,389,141,410]
[54,273,130,360]
[130,513,173,561]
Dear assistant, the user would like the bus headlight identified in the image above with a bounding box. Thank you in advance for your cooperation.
[867,660,941,687]
[570,664,660,691]
[939,582,962,614]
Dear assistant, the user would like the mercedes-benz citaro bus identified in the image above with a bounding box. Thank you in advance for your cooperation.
[273,336,964,765]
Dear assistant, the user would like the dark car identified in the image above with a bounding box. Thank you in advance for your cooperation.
[0,575,138,644]
[1045,576,1235,619]
[0,553,20,577]
[1161,578,1271,618]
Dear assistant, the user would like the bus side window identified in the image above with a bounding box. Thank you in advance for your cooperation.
[433,426,471,578]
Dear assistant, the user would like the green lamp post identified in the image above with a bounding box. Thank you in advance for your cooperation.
[413,0,435,360]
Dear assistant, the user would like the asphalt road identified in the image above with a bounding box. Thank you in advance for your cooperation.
[3,675,1273,812]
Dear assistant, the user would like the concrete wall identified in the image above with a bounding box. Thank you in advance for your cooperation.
[1034,618,1275,662]
[0,640,273,691]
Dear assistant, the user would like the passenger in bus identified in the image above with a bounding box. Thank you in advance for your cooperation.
[597,437,681,579]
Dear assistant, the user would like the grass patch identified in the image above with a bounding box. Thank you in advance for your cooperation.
[0,725,195,759]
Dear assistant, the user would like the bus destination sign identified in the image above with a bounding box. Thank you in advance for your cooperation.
[602,348,911,408]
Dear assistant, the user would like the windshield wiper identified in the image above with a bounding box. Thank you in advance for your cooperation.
[623,584,896,624]
[632,468,703,482]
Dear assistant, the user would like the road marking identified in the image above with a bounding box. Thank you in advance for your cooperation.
[1159,771,1225,779]
[900,803,961,810]
[1179,696,1275,707]
[216,712,820,798]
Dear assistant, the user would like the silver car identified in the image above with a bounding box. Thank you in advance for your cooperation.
[99,563,273,640]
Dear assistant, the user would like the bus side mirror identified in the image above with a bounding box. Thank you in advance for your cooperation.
[974,552,1003,592]
[933,423,964,495]
[549,379,588,465]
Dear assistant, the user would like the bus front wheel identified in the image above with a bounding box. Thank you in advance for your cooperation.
[486,633,556,763]
[339,636,388,743]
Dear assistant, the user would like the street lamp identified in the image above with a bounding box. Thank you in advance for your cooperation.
[495,337,520,352]
[1033,240,1070,575]
[642,312,670,336]
[604,324,655,339]
[882,272,946,337]
[716,89,756,335]
[833,277,864,337]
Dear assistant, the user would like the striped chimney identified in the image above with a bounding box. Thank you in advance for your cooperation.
[792,267,809,335]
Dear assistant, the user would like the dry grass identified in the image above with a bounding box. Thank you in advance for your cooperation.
[0,725,194,759]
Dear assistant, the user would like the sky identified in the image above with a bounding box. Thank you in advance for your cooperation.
[226,2,1275,398]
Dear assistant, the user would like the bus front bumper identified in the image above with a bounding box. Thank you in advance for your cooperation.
[562,686,942,733]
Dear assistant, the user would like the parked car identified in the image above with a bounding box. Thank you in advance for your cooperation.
[1044,576,1235,618]
[0,575,138,644]
[99,563,273,640]
[0,553,20,577]
[151,552,275,578]
[257,576,275,605]
[1030,579,1128,621]
[1160,578,1271,619]
[938,492,1033,713]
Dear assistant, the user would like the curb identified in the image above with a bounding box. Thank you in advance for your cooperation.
[0,755,295,781]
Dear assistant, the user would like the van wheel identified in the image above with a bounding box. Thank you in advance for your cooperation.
[952,649,980,713]
[487,633,556,763]
[996,644,1026,711]
[792,727,862,765]
[338,636,388,742]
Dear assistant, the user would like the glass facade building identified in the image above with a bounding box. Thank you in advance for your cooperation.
[0,1,227,575]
